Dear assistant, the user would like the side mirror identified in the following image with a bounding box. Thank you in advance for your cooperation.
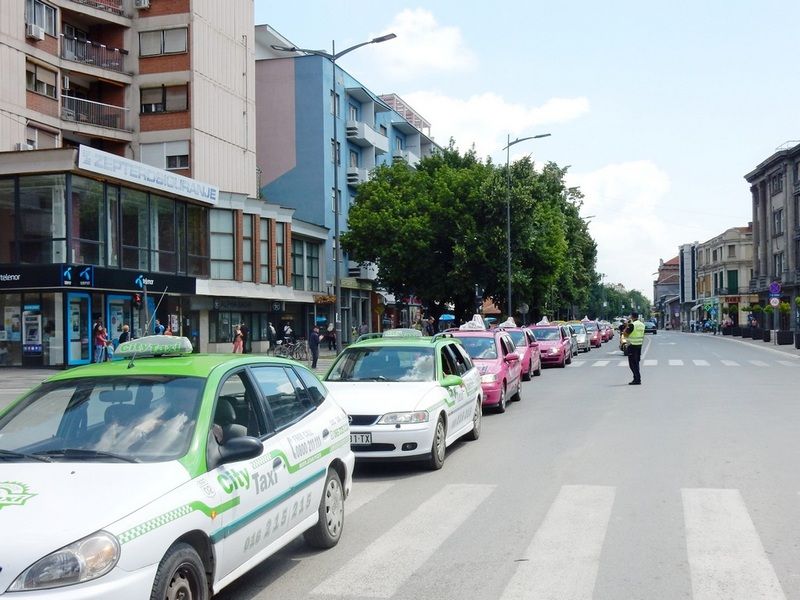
[441,374,463,388]
[504,352,520,363]
[217,436,263,465]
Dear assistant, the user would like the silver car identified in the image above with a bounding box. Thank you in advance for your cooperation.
[569,323,591,353]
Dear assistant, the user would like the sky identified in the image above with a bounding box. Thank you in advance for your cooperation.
[256,1,800,298]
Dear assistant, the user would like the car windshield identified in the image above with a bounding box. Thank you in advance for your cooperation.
[507,331,526,347]
[0,376,204,462]
[533,328,561,341]
[326,347,435,382]
[584,322,598,331]
[457,336,498,360]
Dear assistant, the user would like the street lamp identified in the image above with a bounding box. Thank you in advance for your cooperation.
[502,133,551,318]
[271,33,397,353]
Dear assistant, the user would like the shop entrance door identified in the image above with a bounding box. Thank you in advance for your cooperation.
[66,293,91,365]
[106,294,132,347]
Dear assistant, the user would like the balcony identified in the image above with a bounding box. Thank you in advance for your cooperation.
[61,96,130,130]
[65,0,125,16]
[61,36,127,72]
[346,166,369,186]
[346,120,389,153]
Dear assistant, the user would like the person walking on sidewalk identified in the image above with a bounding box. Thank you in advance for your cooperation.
[309,326,321,369]
[624,311,645,385]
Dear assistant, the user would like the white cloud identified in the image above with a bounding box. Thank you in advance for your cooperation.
[568,161,674,297]
[363,8,476,79]
[403,90,590,158]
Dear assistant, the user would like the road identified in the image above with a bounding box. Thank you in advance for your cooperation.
[215,331,800,600]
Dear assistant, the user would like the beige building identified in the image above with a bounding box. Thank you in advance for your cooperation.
[694,225,756,324]
[0,0,256,196]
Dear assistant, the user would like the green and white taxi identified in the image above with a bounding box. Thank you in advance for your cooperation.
[323,329,482,470]
[0,336,354,599]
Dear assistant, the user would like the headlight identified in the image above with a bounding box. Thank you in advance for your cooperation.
[9,530,120,591]
[549,347,560,354]
[480,373,497,383]
[377,411,429,425]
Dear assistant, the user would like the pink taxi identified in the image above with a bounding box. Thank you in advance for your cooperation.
[530,324,573,368]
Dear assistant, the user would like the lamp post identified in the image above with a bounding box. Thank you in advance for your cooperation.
[271,33,396,353]
[502,133,551,318]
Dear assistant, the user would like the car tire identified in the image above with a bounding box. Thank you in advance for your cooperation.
[511,378,522,402]
[150,543,209,600]
[497,383,507,413]
[427,415,447,470]
[583,347,589,353]
[465,399,482,441]
[533,360,542,377]
[523,360,532,381]
[304,469,344,549]
[559,356,566,368]
[566,353,572,365]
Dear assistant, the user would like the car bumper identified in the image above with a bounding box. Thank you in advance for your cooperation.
[480,380,504,406]
[540,353,563,364]
[2,563,159,599]
[349,423,435,460]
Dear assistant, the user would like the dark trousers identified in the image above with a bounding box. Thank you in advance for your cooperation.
[310,346,319,369]
[628,343,642,383]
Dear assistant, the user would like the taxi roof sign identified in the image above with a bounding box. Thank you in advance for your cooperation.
[115,335,193,358]
[382,328,423,338]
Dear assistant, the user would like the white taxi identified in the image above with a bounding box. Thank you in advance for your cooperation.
[323,330,482,470]
[0,336,354,599]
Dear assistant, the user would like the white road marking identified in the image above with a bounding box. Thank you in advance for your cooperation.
[643,359,658,366]
[344,482,396,514]
[501,485,615,600]
[570,361,586,367]
[721,360,740,366]
[618,360,628,367]
[749,360,769,367]
[592,360,610,367]
[693,359,710,366]
[669,359,684,366]
[777,360,799,367]
[311,484,494,598]
[682,488,786,600]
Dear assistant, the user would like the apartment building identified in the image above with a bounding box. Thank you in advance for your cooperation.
[0,2,330,367]
[745,142,800,326]
[652,256,679,329]
[694,225,755,325]
[254,25,438,343]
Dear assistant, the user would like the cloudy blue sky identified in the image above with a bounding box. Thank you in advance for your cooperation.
[256,1,799,297]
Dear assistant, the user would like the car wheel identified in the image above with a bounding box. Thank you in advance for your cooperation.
[465,399,482,441]
[511,378,522,402]
[559,355,566,368]
[150,543,209,600]
[497,383,507,413]
[533,360,542,377]
[583,346,589,353]
[566,352,572,365]
[427,415,447,470]
[304,469,344,548]
[523,360,532,381]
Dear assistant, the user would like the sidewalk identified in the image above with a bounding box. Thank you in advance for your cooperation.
[683,330,800,358]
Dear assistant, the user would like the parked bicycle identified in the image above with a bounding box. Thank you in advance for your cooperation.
[274,338,309,361]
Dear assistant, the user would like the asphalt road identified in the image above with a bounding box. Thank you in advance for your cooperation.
[215,331,800,600]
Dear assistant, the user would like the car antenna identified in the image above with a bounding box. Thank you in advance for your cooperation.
[128,286,169,369]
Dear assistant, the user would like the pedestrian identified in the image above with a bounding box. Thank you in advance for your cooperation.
[359,321,369,335]
[239,321,249,353]
[267,322,276,353]
[624,311,645,385]
[232,326,243,353]
[326,322,335,350]
[94,322,109,363]
[309,325,321,369]
[118,324,132,344]
[154,319,165,335]
[425,317,435,336]
[164,325,173,336]
[283,322,293,342]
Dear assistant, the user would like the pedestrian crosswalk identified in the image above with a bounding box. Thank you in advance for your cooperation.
[568,358,799,368]
[302,482,795,599]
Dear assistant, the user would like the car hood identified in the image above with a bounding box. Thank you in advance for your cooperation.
[535,340,562,350]
[471,358,504,374]
[324,381,440,414]
[0,462,189,590]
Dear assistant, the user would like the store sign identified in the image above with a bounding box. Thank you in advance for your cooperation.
[0,265,61,289]
[0,264,195,294]
[78,145,219,206]
[62,265,93,287]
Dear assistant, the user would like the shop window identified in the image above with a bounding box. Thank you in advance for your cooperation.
[151,195,176,273]
[0,179,14,263]
[243,215,253,282]
[25,62,57,99]
[210,209,234,280]
[275,222,285,285]
[107,185,119,267]
[259,218,270,283]
[139,28,188,57]
[70,175,106,266]
[0,294,22,367]
[187,204,209,277]
[19,174,66,264]
[121,188,149,270]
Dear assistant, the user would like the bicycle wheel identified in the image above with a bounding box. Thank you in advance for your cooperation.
[294,345,309,361]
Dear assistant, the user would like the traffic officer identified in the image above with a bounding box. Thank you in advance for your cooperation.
[624,311,645,385]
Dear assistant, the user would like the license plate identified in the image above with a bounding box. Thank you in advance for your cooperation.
[350,433,372,446]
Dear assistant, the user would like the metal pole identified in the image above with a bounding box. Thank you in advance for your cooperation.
[506,133,512,319]
[331,40,342,354]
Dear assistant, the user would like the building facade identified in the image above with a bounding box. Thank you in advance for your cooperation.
[254,25,438,343]
[745,142,800,328]
[678,242,697,329]
[653,256,679,329]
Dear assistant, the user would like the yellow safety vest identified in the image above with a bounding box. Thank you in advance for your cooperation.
[628,320,645,345]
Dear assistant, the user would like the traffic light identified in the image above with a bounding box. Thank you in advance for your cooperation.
[133,293,142,308]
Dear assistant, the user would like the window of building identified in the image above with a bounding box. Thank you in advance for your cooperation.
[70,176,106,266]
[275,222,285,285]
[770,172,783,195]
[727,244,736,259]
[25,125,57,149]
[331,188,340,215]
[259,218,270,283]
[25,62,56,98]
[0,178,15,263]
[292,238,304,289]
[348,104,358,121]
[121,188,149,270]
[727,270,738,293]
[394,137,404,152]
[330,91,339,117]
[187,204,209,277]
[330,139,340,165]
[25,0,56,36]
[210,209,234,280]
[306,241,320,291]
[711,249,717,262]
[242,214,253,282]
[140,85,188,113]
[773,208,784,236]
[150,195,176,273]
[349,150,358,168]
[379,124,387,136]
[18,174,66,264]
[796,194,800,227]
[140,141,190,172]
[794,163,800,186]
[773,252,785,277]
[139,28,188,57]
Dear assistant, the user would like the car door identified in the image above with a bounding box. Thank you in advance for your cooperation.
[451,342,481,403]
[439,344,471,438]
[499,334,522,388]
[525,330,540,370]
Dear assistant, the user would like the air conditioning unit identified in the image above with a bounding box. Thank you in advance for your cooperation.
[134,0,150,8]
[61,75,70,90]
[15,142,35,151]
[25,23,45,41]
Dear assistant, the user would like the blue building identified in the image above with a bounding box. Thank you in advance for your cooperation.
[254,25,437,342]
